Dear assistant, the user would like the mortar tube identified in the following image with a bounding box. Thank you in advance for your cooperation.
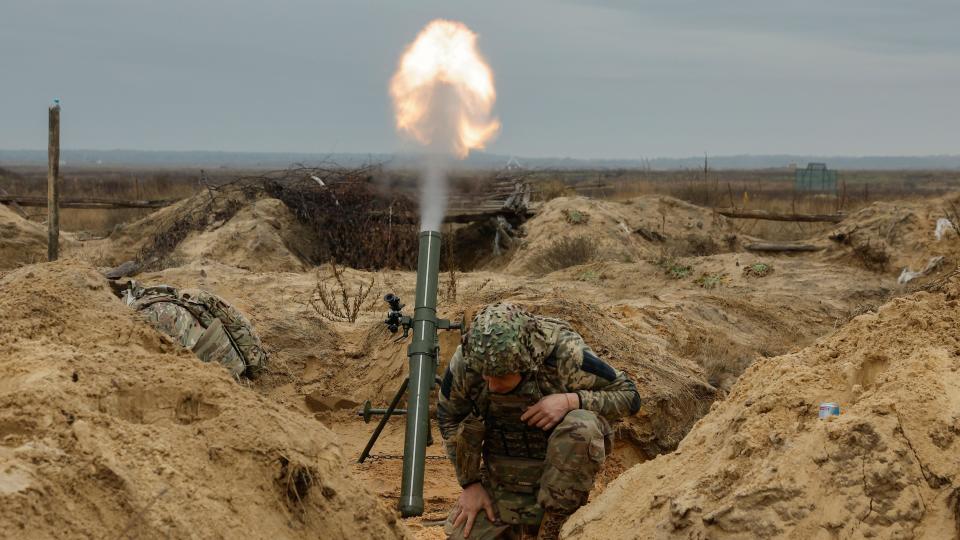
[399,229,441,517]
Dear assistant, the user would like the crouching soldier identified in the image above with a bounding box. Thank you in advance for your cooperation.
[439,303,642,540]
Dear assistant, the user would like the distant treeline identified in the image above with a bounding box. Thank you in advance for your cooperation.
[1,149,960,171]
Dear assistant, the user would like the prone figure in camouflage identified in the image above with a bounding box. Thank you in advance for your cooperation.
[438,303,641,540]
[119,281,268,379]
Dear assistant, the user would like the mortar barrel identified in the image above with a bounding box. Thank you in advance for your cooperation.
[399,229,442,517]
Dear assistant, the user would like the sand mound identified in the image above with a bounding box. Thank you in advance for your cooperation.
[506,196,735,275]
[554,253,892,390]
[103,192,318,272]
[824,197,960,276]
[565,272,960,539]
[174,198,317,272]
[104,197,202,262]
[310,283,720,458]
[0,261,405,539]
[0,204,49,269]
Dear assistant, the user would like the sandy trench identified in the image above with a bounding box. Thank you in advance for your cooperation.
[3,190,959,538]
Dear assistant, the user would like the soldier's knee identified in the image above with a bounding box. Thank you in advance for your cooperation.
[547,409,605,467]
[553,409,603,441]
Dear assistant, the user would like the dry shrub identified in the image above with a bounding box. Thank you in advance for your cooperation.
[136,195,245,271]
[527,236,597,274]
[678,332,753,390]
[264,175,419,270]
[676,234,721,257]
[852,238,891,272]
[944,200,960,237]
[440,268,458,304]
[535,179,575,202]
[307,262,377,323]
[833,302,880,328]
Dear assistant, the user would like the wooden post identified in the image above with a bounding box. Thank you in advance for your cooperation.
[47,100,61,261]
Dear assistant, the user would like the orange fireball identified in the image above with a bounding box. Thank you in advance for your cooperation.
[390,19,500,158]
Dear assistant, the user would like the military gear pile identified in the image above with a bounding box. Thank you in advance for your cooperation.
[123,281,268,379]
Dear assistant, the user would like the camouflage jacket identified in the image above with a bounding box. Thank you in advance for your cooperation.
[437,317,641,486]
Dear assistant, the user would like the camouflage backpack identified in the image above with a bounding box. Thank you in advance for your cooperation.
[123,281,268,379]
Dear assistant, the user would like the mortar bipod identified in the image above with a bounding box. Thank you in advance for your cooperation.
[357,375,443,463]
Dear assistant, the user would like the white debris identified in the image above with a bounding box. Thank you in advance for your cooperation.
[897,256,945,285]
[310,175,326,187]
[934,218,953,241]
[898,268,923,285]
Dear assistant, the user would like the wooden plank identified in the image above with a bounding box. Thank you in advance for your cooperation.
[0,188,27,218]
[443,208,534,224]
[717,208,844,223]
[0,195,180,209]
[745,242,823,252]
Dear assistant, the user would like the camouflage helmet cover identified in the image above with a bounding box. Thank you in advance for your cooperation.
[464,303,540,376]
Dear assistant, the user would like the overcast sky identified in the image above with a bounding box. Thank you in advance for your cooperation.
[1,0,957,159]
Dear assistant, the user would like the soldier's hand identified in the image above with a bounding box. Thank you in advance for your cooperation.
[521,393,578,430]
[453,482,496,538]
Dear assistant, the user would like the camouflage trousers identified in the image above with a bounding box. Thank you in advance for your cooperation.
[139,302,246,378]
[445,410,612,540]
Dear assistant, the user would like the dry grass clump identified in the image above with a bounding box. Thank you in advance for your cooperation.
[694,272,727,289]
[743,262,774,278]
[562,208,590,225]
[678,234,721,257]
[679,332,756,391]
[276,454,323,512]
[534,179,576,202]
[576,269,603,282]
[655,255,692,279]
[852,239,891,272]
[527,236,597,274]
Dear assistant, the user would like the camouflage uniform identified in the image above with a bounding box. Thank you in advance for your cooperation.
[439,304,641,539]
[122,282,266,379]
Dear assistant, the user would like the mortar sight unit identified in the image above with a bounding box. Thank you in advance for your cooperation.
[356,230,461,517]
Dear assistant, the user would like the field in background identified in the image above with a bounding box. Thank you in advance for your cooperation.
[531,168,960,241]
[2,164,958,240]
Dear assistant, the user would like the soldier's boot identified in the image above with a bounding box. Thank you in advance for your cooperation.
[536,511,570,540]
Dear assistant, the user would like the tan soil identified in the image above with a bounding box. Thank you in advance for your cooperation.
[0,260,406,539]
[0,204,78,270]
[2,190,928,539]
[0,204,46,269]
[100,197,200,262]
[822,196,960,276]
[564,273,960,539]
[137,241,892,537]
[89,192,318,272]
[174,198,317,272]
[505,195,737,275]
